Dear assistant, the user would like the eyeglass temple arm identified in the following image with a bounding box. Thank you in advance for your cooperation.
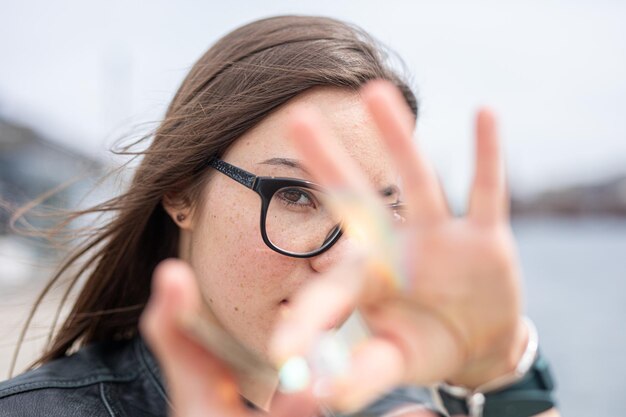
[208,158,257,189]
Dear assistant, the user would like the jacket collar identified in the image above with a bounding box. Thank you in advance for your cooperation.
[134,334,172,407]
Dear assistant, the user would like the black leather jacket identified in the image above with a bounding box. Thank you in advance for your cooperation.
[0,336,442,417]
[0,336,169,417]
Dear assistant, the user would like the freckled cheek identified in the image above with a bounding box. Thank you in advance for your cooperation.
[191,197,299,355]
[193,194,295,313]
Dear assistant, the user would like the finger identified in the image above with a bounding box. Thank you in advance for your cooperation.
[287,106,374,195]
[287,106,407,273]
[468,108,507,225]
[361,80,448,224]
[321,338,406,412]
[140,259,247,417]
[324,304,464,412]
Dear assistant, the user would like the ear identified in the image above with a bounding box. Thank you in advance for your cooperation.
[162,193,194,230]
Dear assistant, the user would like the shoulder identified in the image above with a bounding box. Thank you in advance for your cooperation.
[0,337,168,417]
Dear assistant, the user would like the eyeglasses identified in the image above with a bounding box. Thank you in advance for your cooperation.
[208,157,343,258]
[208,157,405,258]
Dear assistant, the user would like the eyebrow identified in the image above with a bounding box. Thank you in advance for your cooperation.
[259,157,400,199]
[259,157,310,175]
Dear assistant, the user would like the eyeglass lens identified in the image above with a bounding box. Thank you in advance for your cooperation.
[265,186,340,255]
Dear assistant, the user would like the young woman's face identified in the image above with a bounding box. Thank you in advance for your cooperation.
[183,87,401,359]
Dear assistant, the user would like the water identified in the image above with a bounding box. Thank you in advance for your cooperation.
[513,218,626,417]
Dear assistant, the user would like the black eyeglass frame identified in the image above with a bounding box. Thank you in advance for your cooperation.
[208,157,343,258]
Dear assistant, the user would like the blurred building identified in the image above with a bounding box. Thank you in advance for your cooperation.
[0,116,105,284]
[512,175,626,218]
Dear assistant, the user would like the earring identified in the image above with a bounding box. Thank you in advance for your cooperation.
[176,213,186,222]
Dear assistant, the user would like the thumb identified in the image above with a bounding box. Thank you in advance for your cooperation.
[140,259,244,417]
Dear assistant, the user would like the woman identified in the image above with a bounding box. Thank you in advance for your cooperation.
[0,15,558,417]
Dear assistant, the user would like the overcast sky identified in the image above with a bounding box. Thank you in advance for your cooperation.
[1,0,625,203]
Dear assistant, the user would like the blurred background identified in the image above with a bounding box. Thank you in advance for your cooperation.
[0,1,624,415]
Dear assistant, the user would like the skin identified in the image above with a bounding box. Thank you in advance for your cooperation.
[145,83,560,417]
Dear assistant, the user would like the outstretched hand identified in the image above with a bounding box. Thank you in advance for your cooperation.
[270,80,528,412]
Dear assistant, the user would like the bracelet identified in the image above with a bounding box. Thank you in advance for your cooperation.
[438,317,556,417]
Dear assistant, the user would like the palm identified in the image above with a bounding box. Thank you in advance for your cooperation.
[366,219,522,383]
[270,80,527,411]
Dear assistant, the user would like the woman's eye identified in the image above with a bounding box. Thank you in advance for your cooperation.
[277,188,316,208]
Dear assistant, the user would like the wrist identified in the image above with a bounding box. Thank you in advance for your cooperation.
[447,317,529,389]
[438,350,556,417]
[438,318,556,417]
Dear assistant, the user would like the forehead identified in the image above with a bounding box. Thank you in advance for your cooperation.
[222,87,397,185]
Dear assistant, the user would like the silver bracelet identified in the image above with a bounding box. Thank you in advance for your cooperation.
[438,317,539,417]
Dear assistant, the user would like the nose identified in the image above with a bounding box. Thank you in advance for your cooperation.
[308,234,358,274]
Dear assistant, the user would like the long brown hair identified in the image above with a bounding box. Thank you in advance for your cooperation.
[18,15,418,368]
